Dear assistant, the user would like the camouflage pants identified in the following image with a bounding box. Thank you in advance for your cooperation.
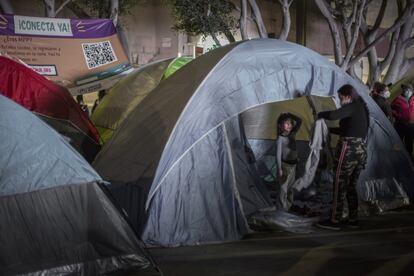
[331,137,367,222]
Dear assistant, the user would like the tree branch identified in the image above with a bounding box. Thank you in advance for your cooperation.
[369,0,387,36]
[55,0,71,17]
[110,0,119,26]
[248,0,268,38]
[315,0,343,65]
[278,0,292,40]
[347,1,414,70]
[379,29,400,71]
[240,0,248,40]
[341,0,366,69]
[0,0,14,14]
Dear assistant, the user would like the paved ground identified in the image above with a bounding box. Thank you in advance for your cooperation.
[133,209,414,276]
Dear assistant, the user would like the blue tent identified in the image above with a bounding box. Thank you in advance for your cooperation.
[0,95,152,275]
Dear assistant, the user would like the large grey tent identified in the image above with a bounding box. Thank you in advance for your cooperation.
[0,95,152,275]
[93,39,414,247]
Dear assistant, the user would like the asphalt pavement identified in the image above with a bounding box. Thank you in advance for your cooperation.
[131,208,414,276]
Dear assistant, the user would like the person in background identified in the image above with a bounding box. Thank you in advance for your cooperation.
[316,84,369,231]
[275,112,302,211]
[371,82,392,119]
[76,95,90,116]
[391,84,411,153]
[92,90,107,114]
[402,84,414,159]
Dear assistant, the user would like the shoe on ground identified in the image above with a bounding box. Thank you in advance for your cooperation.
[315,220,341,231]
[341,219,360,229]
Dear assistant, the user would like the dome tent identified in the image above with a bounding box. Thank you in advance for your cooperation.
[93,39,414,247]
[0,96,152,274]
[0,56,101,162]
[91,57,192,143]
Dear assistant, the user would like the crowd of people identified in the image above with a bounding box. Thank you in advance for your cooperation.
[371,82,414,160]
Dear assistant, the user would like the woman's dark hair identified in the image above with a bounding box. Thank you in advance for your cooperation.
[277,113,292,135]
[338,84,360,101]
[373,82,386,93]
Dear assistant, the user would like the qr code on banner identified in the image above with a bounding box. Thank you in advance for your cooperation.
[82,41,118,69]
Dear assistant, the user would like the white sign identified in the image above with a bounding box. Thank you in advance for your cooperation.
[29,64,57,76]
[14,16,72,37]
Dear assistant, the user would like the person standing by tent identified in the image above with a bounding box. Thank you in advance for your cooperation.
[400,84,414,159]
[391,84,411,154]
[315,84,369,231]
[371,82,392,119]
[275,112,302,211]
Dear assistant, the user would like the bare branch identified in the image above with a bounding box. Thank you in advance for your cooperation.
[240,0,248,40]
[379,29,400,71]
[370,0,387,35]
[341,0,366,69]
[43,0,55,17]
[55,0,72,17]
[248,0,268,38]
[110,0,119,26]
[0,0,14,14]
[404,36,414,48]
[278,0,292,40]
[315,0,343,65]
[347,2,414,70]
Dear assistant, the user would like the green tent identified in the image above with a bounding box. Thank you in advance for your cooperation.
[91,57,193,143]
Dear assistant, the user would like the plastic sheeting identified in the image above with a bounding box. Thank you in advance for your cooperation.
[94,39,414,247]
[249,210,319,234]
[0,96,152,274]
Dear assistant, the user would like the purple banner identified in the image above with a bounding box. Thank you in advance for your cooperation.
[0,14,116,38]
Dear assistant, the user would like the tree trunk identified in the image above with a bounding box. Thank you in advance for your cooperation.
[0,0,14,14]
[43,0,56,17]
[224,30,236,43]
[315,0,343,65]
[240,0,248,40]
[211,33,222,46]
[248,0,268,38]
[278,0,292,40]
[384,46,406,84]
[341,0,366,70]
[110,0,119,27]
[347,2,414,70]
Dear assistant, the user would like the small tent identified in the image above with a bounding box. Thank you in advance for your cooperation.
[0,56,101,162]
[93,39,414,247]
[91,57,192,143]
[0,95,152,275]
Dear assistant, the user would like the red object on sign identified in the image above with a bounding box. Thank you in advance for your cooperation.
[0,56,100,144]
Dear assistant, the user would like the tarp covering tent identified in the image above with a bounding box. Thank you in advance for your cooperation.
[0,56,101,162]
[0,95,152,275]
[91,57,192,143]
[93,39,414,247]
